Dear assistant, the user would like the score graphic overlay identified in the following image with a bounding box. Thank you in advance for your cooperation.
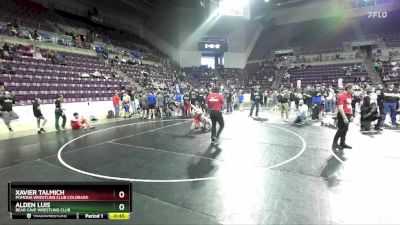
[8,182,132,220]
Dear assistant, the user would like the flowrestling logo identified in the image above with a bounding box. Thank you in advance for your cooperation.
[368,11,388,19]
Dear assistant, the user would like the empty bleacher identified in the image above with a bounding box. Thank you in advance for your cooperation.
[287,63,369,87]
[1,44,129,104]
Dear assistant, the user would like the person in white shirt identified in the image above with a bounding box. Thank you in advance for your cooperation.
[325,86,335,113]
[368,86,378,105]
[294,100,308,125]
[122,92,131,118]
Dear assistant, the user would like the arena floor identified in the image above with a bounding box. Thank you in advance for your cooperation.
[1,109,400,225]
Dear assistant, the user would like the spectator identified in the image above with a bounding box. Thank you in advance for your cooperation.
[33,30,40,41]
[32,97,47,134]
[278,90,290,121]
[122,92,131,118]
[175,92,183,116]
[294,100,308,125]
[360,89,381,132]
[134,93,140,115]
[156,91,164,118]
[52,52,66,65]
[139,92,148,119]
[55,94,67,131]
[238,91,244,111]
[226,91,234,113]
[75,36,82,48]
[183,92,191,116]
[263,89,269,107]
[190,90,198,105]
[128,89,137,115]
[249,86,262,118]
[112,92,120,118]
[381,83,399,127]
[9,25,18,37]
[311,87,323,120]
[147,91,157,119]
[0,62,14,74]
[0,82,4,96]
[325,86,335,113]
[0,91,19,132]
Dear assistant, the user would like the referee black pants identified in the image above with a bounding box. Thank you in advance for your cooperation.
[333,113,351,145]
[210,110,224,140]
[250,102,260,117]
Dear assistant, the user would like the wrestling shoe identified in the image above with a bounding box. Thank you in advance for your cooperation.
[211,137,219,145]
[340,143,352,149]
[332,142,343,151]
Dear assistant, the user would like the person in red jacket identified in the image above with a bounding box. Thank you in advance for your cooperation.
[112,91,120,118]
[206,87,225,145]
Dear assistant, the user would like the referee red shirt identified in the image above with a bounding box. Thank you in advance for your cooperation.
[337,91,353,115]
[206,93,224,111]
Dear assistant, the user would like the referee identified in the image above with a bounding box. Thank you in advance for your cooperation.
[206,87,225,145]
[332,83,354,151]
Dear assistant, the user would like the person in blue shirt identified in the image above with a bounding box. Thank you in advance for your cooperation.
[175,92,183,116]
[147,91,157,119]
[311,87,323,120]
[238,91,244,111]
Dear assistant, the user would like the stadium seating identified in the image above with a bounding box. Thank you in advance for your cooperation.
[287,63,370,87]
[1,0,398,99]
[249,10,400,60]
[249,18,356,60]
[0,0,163,60]
[184,66,216,87]
[218,64,275,92]
[381,32,400,47]
[1,44,129,104]
[0,0,54,32]
[381,63,400,86]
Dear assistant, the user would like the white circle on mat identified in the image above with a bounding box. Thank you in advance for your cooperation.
[58,120,306,183]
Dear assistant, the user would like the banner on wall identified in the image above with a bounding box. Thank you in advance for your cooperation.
[297,80,301,89]
[338,78,343,88]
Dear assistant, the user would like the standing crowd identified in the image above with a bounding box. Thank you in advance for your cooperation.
[1,77,399,149]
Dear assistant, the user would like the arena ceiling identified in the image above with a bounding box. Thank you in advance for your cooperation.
[79,0,314,16]
[72,0,203,20]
